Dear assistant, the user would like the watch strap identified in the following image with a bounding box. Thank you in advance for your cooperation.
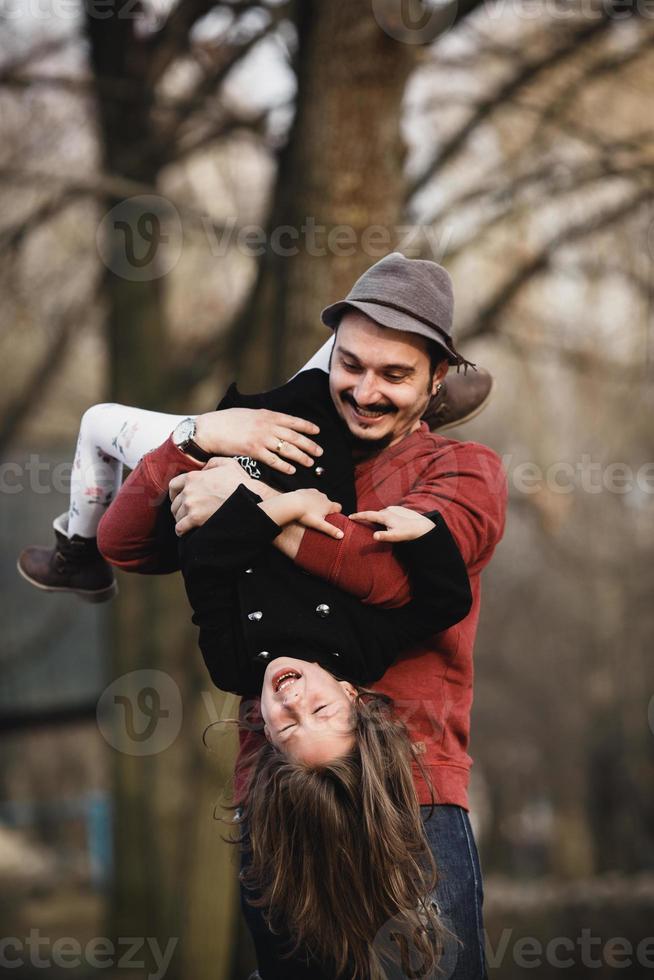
[174,417,213,462]
[182,437,213,463]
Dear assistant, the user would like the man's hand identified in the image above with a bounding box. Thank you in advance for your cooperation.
[169,457,258,536]
[193,408,322,475]
[349,506,435,542]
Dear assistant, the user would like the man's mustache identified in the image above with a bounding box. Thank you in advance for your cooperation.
[341,393,396,415]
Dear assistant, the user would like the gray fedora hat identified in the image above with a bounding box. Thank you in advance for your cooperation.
[321,252,473,369]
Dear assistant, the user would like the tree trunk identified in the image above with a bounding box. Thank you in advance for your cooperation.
[84,2,168,407]
[233,0,416,390]
[84,11,240,977]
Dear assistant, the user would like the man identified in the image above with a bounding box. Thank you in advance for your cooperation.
[98,252,507,979]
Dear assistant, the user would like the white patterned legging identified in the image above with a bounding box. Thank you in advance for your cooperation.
[66,338,334,539]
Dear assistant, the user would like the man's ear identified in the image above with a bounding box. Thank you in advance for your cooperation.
[431,362,449,396]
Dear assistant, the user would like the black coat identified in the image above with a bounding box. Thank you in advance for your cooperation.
[178,370,472,696]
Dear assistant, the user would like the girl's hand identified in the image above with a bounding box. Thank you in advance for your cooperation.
[285,488,343,539]
[349,505,435,542]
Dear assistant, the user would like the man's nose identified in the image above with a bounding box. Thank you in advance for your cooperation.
[353,372,380,404]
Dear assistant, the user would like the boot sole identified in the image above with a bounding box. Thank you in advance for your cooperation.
[16,560,118,604]
[435,375,494,432]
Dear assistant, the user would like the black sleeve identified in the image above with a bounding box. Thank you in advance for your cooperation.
[149,497,183,574]
[342,511,473,682]
[178,483,282,578]
[178,484,282,695]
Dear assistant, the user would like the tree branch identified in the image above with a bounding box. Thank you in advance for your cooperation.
[430,158,654,265]
[155,10,286,163]
[0,166,239,241]
[532,30,654,140]
[167,105,270,165]
[461,188,652,342]
[0,292,98,454]
[406,14,618,202]
[503,330,652,383]
[146,0,271,86]
[0,36,76,82]
[0,192,81,253]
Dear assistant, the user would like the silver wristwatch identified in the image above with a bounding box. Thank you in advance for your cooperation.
[172,417,213,463]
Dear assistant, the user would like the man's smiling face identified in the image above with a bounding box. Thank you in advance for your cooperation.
[329,312,447,451]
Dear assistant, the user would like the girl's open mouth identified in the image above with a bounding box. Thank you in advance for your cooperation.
[271,668,302,694]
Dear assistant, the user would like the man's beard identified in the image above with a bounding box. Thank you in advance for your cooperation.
[346,428,395,456]
[341,392,397,456]
[336,382,434,457]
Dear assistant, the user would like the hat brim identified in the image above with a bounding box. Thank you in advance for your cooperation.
[320,300,458,366]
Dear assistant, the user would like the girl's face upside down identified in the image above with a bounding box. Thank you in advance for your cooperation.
[260,657,358,765]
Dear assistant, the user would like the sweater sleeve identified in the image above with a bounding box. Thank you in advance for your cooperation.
[342,511,473,681]
[294,441,507,607]
[97,435,204,574]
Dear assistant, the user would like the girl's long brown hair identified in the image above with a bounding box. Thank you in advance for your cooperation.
[236,689,445,979]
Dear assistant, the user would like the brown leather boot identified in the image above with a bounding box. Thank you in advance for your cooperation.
[17,513,117,603]
[423,367,493,432]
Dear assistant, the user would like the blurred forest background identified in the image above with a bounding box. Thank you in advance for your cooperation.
[1,0,653,977]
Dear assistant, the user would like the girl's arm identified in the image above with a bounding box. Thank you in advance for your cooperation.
[178,485,342,579]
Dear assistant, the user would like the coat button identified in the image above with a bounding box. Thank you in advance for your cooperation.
[245,568,254,574]
[316,603,330,617]
[257,651,270,660]
[315,466,325,477]
[248,611,263,622]
[332,652,340,658]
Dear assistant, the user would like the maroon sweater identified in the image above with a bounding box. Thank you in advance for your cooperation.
[98,423,506,809]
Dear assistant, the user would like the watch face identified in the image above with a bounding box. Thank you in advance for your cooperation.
[174,417,195,446]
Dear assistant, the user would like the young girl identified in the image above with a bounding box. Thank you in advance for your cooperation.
[177,474,466,976]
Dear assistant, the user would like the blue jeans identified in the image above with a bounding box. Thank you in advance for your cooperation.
[240,803,487,979]
[422,804,487,979]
